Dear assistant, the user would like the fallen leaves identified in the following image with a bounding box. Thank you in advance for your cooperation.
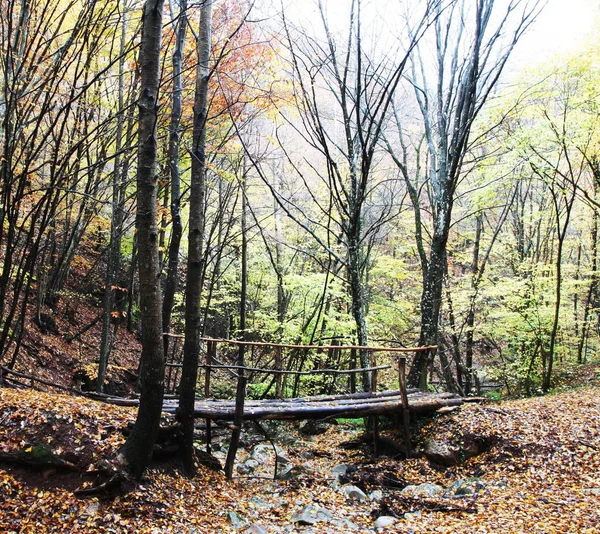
[0,386,599,533]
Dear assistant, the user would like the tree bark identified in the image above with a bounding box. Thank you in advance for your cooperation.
[118,0,166,480]
[162,0,187,355]
[179,0,212,477]
[98,5,129,392]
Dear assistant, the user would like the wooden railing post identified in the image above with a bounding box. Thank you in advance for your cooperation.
[399,357,412,458]
[370,350,377,392]
[275,345,283,398]
[225,342,246,479]
[205,340,215,398]
[204,340,216,453]
[369,350,380,455]
[350,348,357,393]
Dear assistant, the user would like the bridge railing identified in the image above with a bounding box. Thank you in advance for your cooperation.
[164,336,436,477]
[165,335,435,400]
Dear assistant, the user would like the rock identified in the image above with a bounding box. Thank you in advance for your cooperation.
[276,452,291,465]
[246,459,261,470]
[236,459,259,475]
[243,525,267,534]
[276,463,311,480]
[291,504,333,525]
[300,450,314,459]
[424,440,461,466]
[332,464,348,476]
[401,483,444,498]
[446,478,487,496]
[462,434,488,458]
[425,435,488,466]
[227,511,246,527]
[369,489,384,501]
[298,420,332,436]
[248,497,269,509]
[331,517,359,530]
[340,484,368,501]
[84,501,100,517]
[250,444,275,463]
[375,516,398,529]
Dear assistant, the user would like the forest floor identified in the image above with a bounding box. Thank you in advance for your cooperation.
[1,384,599,533]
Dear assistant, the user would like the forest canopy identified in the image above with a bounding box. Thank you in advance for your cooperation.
[1,0,599,476]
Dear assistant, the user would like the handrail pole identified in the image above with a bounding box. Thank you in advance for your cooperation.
[399,357,412,458]
[370,350,377,392]
[350,348,357,393]
[275,345,283,398]
[204,340,216,453]
[198,336,437,353]
[224,340,246,479]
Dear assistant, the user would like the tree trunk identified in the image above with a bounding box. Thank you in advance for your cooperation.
[409,231,448,390]
[578,208,598,364]
[162,0,187,356]
[118,0,166,480]
[98,6,129,392]
[179,0,212,477]
[348,236,370,391]
[464,214,482,395]
[542,188,575,392]
[224,176,248,479]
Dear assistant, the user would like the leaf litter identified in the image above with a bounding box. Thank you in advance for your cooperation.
[0,386,599,533]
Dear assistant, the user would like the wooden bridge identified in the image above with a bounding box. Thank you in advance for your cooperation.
[160,388,462,420]
[160,337,462,474]
[1,337,463,477]
[162,337,459,419]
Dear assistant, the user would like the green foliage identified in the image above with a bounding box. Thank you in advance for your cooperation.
[484,391,503,402]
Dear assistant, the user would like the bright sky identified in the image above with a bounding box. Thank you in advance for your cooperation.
[513,0,598,65]
[275,0,598,68]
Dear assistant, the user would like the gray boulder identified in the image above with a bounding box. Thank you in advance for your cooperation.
[425,435,487,466]
[276,452,291,465]
[369,489,384,502]
[227,511,246,527]
[236,458,259,475]
[250,444,276,463]
[298,420,331,436]
[331,464,349,477]
[401,483,444,497]
[291,504,333,525]
[340,484,368,501]
[276,462,311,480]
[424,440,461,466]
[446,478,487,496]
[375,516,398,529]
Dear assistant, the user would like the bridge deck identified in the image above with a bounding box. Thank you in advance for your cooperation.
[160,389,462,420]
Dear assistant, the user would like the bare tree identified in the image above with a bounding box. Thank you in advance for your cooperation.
[98,0,138,392]
[396,0,543,389]
[252,0,439,390]
[178,0,213,477]
[118,0,166,479]
[162,0,188,356]
[0,0,129,367]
